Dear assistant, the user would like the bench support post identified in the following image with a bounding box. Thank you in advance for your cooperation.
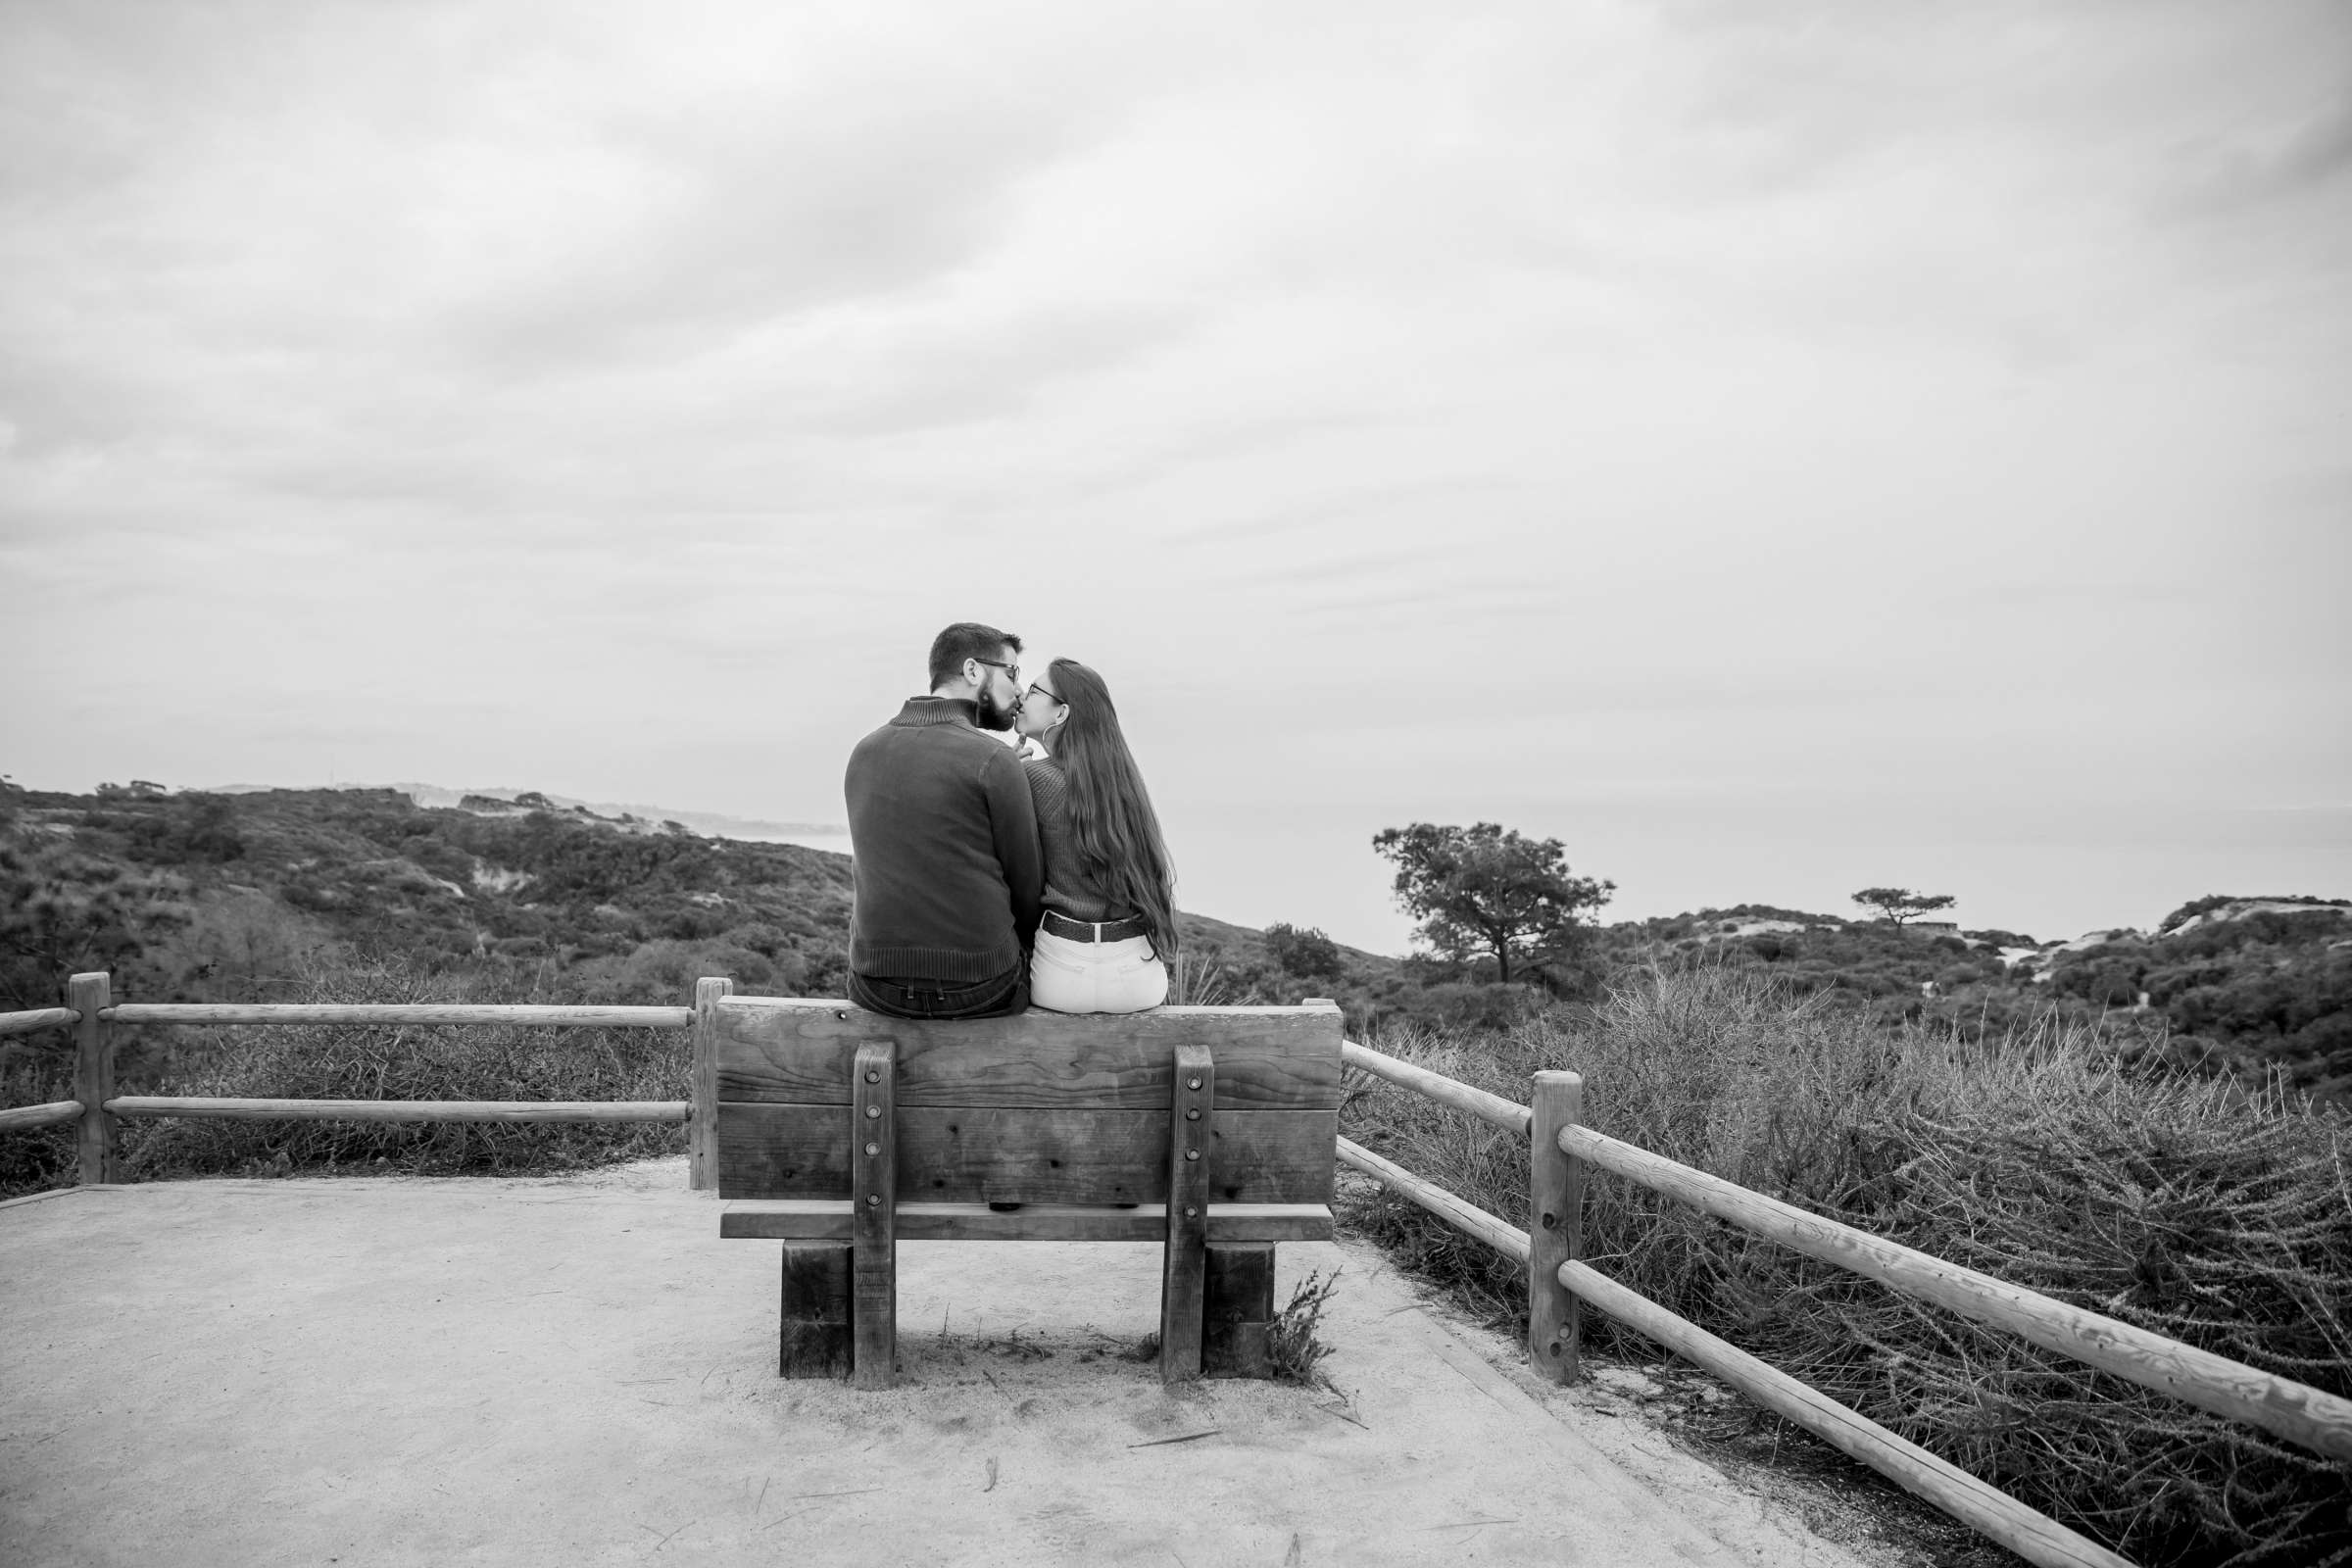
[1203,1242,1277,1378]
[778,1242,854,1378]
[1159,1043,1214,1383]
[1530,1070,1584,1383]
[851,1039,898,1390]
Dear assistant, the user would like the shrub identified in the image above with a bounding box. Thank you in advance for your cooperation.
[1341,965,2352,1567]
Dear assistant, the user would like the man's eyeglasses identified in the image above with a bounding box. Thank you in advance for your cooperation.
[971,657,1021,685]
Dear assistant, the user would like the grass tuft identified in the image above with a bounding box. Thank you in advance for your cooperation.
[1267,1268,1341,1387]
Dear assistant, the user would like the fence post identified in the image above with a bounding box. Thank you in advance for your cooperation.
[1529,1069,1584,1383]
[71,971,118,1184]
[688,976,733,1191]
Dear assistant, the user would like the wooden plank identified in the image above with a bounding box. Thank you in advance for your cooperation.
[0,1100,83,1133]
[1528,1070,1583,1384]
[779,1243,854,1379]
[712,998,1342,1109]
[851,1040,896,1391]
[1160,1044,1213,1383]
[1204,1243,1277,1379]
[0,1007,78,1039]
[1338,1136,1530,1262]
[720,1201,1335,1243]
[716,1105,1335,1204]
[71,973,117,1185]
[101,1004,693,1028]
[105,1097,688,1123]
[688,977,732,1191]
[1562,1261,2135,1568]
[1558,1123,2352,1465]
[1343,1039,1533,1135]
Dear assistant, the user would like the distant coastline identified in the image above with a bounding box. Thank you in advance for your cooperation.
[205,780,850,849]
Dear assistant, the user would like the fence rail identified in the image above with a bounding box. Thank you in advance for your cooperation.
[0,1007,80,1039]
[1558,1260,2130,1568]
[0,1100,85,1134]
[99,1004,693,1028]
[103,1097,690,1123]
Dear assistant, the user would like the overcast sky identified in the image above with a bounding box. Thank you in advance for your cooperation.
[5,1,2347,952]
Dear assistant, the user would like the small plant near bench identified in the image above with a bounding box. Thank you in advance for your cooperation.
[1268,1268,1341,1387]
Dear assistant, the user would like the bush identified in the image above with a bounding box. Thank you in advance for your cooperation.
[1341,965,2352,1568]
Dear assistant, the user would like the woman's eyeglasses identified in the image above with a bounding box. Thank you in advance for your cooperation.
[1025,683,1064,707]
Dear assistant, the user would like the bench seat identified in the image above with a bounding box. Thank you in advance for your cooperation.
[720,1200,1335,1244]
[701,992,1345,1386]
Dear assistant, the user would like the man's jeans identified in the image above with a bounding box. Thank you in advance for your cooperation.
[849,965,1028,1020]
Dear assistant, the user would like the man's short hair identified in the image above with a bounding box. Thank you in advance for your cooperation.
[928,622,1022,691]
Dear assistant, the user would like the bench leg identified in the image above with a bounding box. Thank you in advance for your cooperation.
[852,1040,898,1390]
[1203,1243,1277,1379]
[1159,1043,1213,1384]
[778,1243,853,1379]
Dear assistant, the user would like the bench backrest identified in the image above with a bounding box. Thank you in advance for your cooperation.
[712,998,1344,1206]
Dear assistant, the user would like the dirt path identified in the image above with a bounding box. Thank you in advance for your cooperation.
[2,1160,1879,1566]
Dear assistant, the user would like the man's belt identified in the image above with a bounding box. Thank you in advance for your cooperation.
[1042,909,1151,944]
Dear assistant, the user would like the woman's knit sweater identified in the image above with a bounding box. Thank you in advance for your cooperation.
[1022,756,1135,924]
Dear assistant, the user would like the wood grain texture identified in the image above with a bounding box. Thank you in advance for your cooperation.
[1203,1244,1277,1380]
[712,998,1342,1109]
[1159,1044,1213,1384]
[1338,1136,1530,1262]
[716,1105,1336,1204]
[688,977,733,1191]
[0,1007,78,1039]
[1528,1071,1583,1385]
[1559,1123,2352,1465]
[104,1097,687,1123]
[1342,1040,1532,1135]
[100,1004,693,1028]
[71,973,116,1185]
[851,1040,896,1391]
[719,1201,1335,1243]
[779,1243,854,1380]
[1562,1261,2133,1568]
[0,1100,83,1133]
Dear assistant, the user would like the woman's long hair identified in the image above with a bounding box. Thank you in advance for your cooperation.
[1042,657,1180,956]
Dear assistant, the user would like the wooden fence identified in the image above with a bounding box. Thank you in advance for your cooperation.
[1338,1040,2352,1568]
[8,975,2351,1565]
[0,971,731,1188]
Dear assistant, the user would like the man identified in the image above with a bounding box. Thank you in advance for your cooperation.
[844,622,1044,1019]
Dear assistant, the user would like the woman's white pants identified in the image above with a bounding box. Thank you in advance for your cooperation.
[1028,927,1169,1014]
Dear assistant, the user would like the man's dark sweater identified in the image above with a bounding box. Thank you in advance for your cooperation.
[845,697,1044,983]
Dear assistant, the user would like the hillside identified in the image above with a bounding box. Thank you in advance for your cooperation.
[3,781,2346,1093]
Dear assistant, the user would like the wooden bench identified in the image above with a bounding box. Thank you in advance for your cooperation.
[710,994,1343,1387]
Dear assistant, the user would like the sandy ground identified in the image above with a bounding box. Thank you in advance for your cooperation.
[2,1159,1886,1567]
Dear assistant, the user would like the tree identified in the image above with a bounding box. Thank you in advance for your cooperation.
[1264,922,1345,982]
[1851,887,1957,927]
[1372,822,1614,985]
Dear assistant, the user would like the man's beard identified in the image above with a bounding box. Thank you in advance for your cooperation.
[975,686,1017,731]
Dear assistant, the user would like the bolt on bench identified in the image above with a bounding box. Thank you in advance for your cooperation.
[710,994,1343,1387]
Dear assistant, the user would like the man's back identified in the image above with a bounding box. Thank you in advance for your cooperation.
[845,696,1044,987]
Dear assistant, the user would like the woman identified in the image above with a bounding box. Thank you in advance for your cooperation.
[1012,658,1178,1013]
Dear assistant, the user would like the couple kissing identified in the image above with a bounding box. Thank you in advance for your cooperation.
[843,621,1178,1021]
